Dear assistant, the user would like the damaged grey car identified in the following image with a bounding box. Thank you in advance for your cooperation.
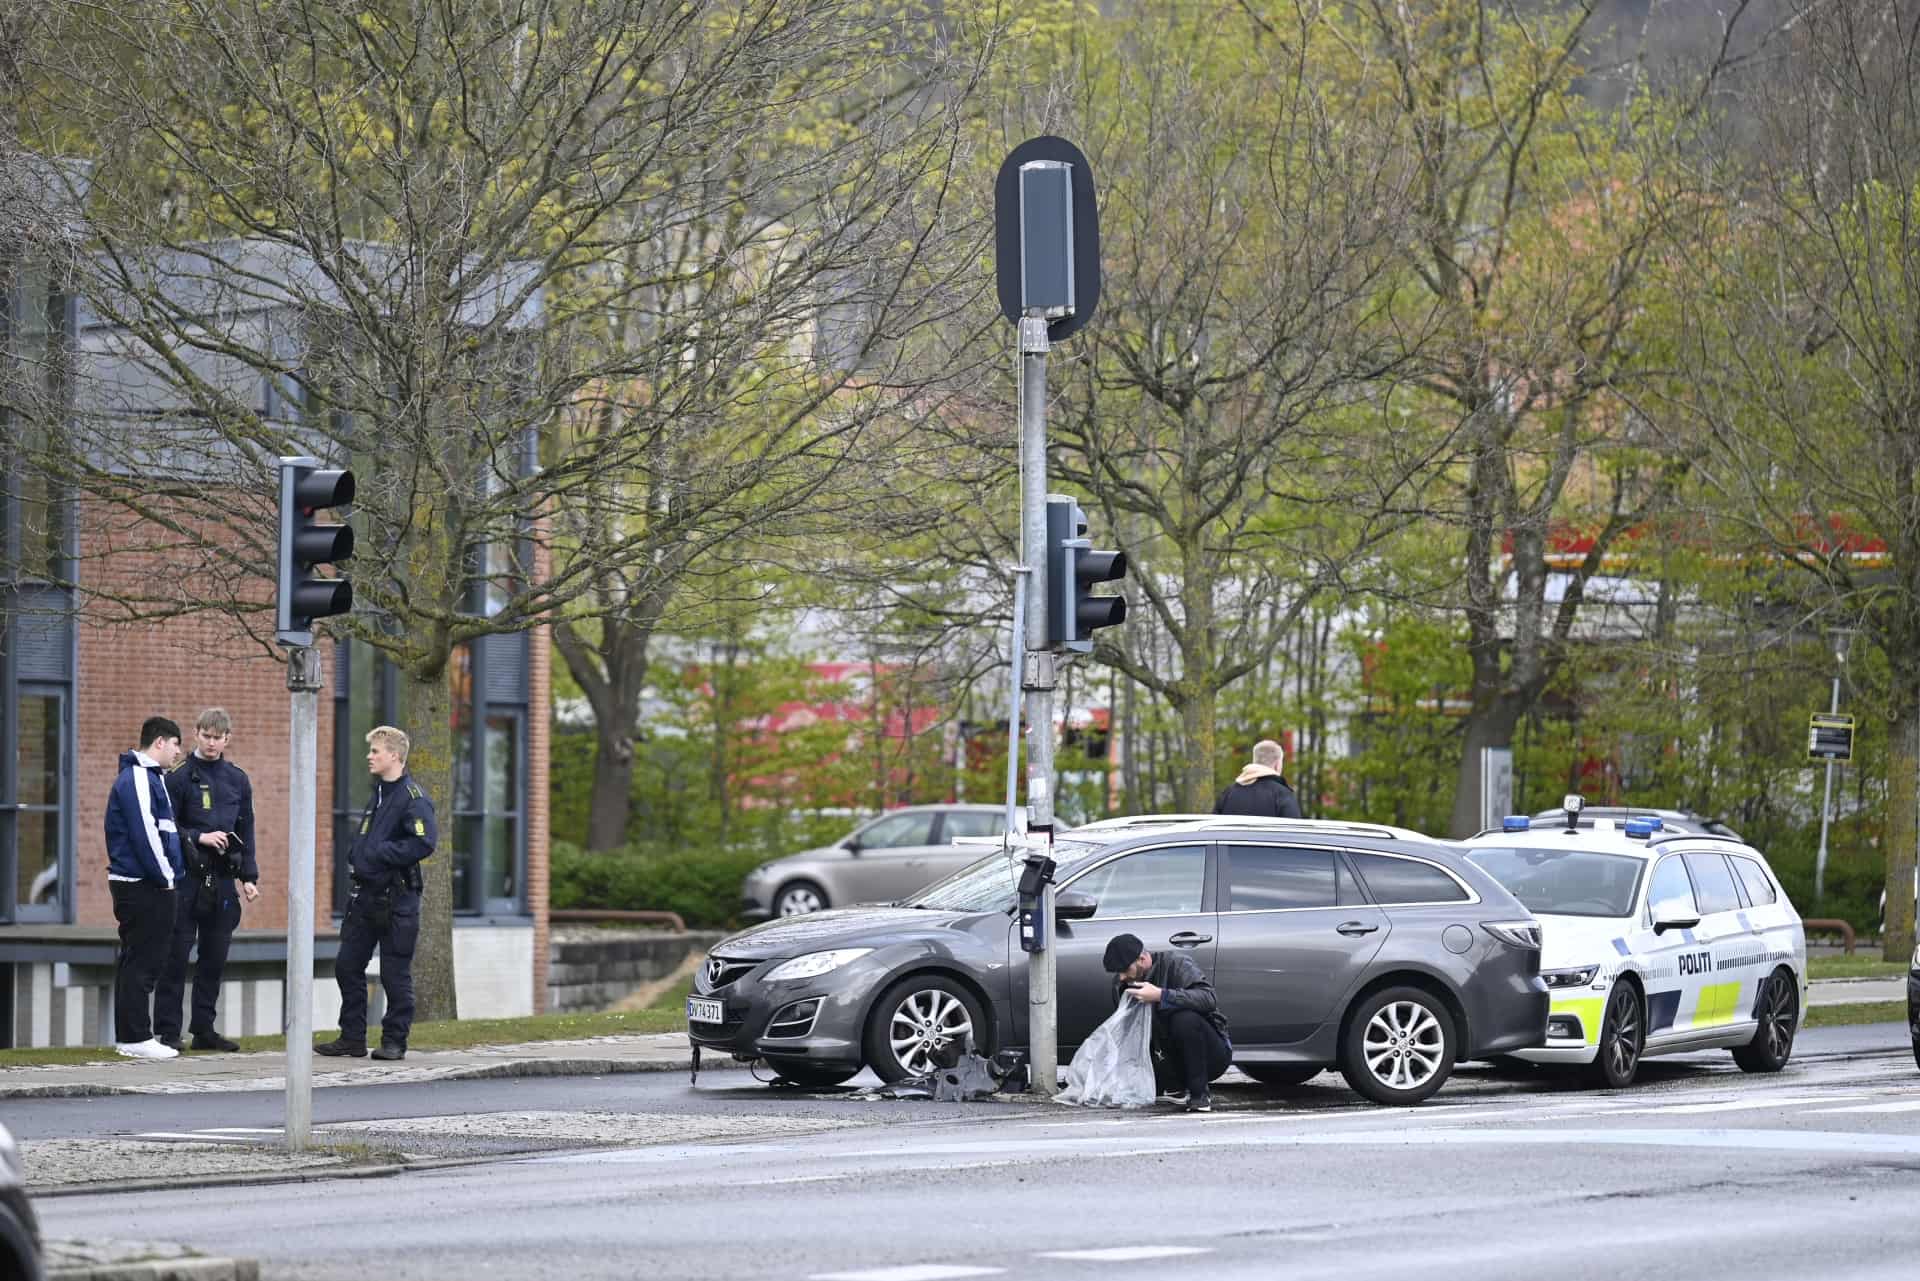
[687,816,1549,1104]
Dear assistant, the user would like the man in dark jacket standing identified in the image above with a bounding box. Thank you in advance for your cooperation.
[104,716,185,1059]
[318,725,436,1062]
[1104,932,1232,1112]
[1214,738,1302,819]
[159,708,258,1052]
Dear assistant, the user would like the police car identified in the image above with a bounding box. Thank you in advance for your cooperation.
[1459,797,1807,1087]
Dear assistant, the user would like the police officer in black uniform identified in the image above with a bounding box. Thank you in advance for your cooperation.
[317,725,436,1062]
[159,708,258,1052]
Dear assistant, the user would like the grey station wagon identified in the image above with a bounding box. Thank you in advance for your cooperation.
[690,815,1550,1105]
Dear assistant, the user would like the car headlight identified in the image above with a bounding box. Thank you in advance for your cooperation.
[1911,939,1920,971]
[0,1126,20,1182]
[1542,965,1600,989]
[763,948,873,982]
[1482,920,1543,949]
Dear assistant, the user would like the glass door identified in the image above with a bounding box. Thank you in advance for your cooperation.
[4,686,69,922]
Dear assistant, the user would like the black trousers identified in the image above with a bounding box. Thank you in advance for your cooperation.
[335,886,421,1047]
[110,880,176,1044]
[1155,1008,1233,1098]
[155,880,241,1040]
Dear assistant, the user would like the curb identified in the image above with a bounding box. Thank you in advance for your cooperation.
[32,1154,496,1200]
[0,1053,738,1100]
[47,1248,259,1281]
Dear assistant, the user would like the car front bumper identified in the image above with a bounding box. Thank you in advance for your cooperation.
[685,952,897,1069]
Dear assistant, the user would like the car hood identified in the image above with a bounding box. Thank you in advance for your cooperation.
[1536,913,1637,971]
[713,906,987,960]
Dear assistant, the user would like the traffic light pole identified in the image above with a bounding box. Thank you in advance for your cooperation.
[1019,311,1059,1096]
[284,644,321,1151]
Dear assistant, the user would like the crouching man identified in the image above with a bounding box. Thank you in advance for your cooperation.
[1102,932,1233,1112]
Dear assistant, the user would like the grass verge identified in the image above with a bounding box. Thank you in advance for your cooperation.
[0,976,695,1069]
[1808,956,1911,981]
[1805,1000,1910,1029]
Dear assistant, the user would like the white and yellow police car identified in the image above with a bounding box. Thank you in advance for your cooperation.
[1460,796,1807,1088]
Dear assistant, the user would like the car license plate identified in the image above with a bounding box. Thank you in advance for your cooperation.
[686,997,725,1024]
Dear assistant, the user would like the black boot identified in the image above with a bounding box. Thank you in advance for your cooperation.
[191,1030,240,1052]
[370,1041,407,1061]
[315,1037,367,1057]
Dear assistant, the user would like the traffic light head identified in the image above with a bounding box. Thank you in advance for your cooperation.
[276,457,355,647]
[1046,496,1128,653]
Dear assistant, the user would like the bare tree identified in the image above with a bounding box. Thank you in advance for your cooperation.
[1668,0,1920,958]
[18,0,991,1013]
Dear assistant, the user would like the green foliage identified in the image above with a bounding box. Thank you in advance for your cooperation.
[551,839,772,929]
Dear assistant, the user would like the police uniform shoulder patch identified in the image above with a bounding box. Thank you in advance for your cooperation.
[408,783,424,800]
[414,818,426,836]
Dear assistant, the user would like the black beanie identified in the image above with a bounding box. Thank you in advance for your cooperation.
[1103,932,1145,973]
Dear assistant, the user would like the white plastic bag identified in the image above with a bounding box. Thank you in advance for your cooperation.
[1056,997,1155,1108]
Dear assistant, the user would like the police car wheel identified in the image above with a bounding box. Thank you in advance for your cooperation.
[765,1059,859,1089]
[774,881,828,916]
[863,976,986,1084]
[1339,986,1456,1106]
[1240,1064,1323,1089]
[1732,968,1798,1073]
[1588,982,1644,1089]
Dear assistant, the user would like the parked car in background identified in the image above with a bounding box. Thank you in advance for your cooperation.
[0,1121,43,1281]
[696,814,1549,1105]
[1463,798,1806,1088]
[741,804,1046,919]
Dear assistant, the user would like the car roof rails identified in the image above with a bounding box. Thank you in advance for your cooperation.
[1070,813,1440,844]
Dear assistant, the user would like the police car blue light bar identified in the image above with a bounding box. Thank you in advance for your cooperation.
[1623,817,1661,838]
[1502,815,1531,831]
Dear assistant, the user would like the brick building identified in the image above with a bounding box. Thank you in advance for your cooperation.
[1,245,552,1047]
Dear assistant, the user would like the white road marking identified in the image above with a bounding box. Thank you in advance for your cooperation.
[1036,1246,1214,1262]
[809,1268,1006,1281]
[1809,1098,1920,1115]
[1605,1093,1867,1116]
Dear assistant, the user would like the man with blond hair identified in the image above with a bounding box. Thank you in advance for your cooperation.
[1214,738,1303,819]
[317,725,437,1061]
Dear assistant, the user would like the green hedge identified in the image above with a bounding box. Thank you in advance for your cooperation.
[551,840,772,930]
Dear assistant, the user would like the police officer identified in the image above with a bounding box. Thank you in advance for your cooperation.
[158,708,259,1051]
[317,724,436,1062]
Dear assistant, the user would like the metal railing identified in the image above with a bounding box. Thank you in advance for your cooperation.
[550,908,689,932]
[1802,917,1857,954]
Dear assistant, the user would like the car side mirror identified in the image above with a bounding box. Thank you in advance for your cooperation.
[1054,891,1098,921]
[1652,908,1701,935]
[842,839,863,856]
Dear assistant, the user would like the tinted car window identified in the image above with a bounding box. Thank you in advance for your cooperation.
[1647,856,1697,920]
[1732,856,1778,906]
[1226,845,1341,910]
[941,811,1003,840]
[1684,852,1742,915]
[858,811,936,849]
[1069,845,1207,917]
[1349,852,1470,904]
[1464,847,1643,917]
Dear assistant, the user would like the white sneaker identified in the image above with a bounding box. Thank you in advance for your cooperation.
[116,1038,179,1060]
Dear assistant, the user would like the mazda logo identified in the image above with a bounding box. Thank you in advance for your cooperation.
[705,956,726,986]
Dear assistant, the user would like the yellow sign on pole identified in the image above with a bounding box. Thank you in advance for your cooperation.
[1808,712,1854,762]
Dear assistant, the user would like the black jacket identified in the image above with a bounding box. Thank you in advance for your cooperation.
[1215,774,1302,819]
[348,772,438,892]
[1112,950,1231,1051]
[166,753,258,883]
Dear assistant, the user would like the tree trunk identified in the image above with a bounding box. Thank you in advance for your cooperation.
[1175,690,1217,813]
[1448,694,1524,839]
[401,661,458,1024]
[586,731,636,851]
[1883,691,1919,962]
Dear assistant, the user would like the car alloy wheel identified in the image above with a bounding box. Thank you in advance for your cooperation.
[863,976,984,1083]
[775,881,827,916]
[1733,968,1798,1073]
[1339,985,1456,1106]
[1590,982,1643,1088]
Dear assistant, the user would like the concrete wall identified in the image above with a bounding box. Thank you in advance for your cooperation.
[547,928,725,1013]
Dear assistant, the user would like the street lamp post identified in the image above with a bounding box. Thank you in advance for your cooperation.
[1815,629,1853,908]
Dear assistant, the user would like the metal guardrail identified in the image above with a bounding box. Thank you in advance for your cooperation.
[1802,917,1857,954]
[550,908,689,932]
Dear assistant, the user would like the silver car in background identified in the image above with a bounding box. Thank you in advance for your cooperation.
[742,804,1034,918]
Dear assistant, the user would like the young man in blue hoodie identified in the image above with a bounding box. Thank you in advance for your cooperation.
[104,716,186,1059]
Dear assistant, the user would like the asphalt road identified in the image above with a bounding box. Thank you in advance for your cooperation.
[26,1023,1920,1281]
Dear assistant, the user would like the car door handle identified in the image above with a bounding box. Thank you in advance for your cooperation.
[1167,932,1212,947]
[1336,921,1381,937]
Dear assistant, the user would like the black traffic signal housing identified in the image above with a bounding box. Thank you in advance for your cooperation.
[275,456,356,647]
[1046,496,1127,653]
